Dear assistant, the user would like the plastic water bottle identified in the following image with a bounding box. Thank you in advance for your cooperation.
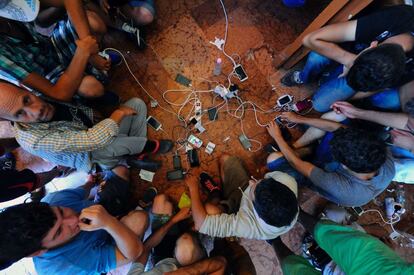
[213,58,222,76]
[396,184,406,207]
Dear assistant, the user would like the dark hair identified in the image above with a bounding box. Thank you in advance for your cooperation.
[346,43,406,91]
[0,202,56,264]
[253,178,298,227]
[330,128,386,173]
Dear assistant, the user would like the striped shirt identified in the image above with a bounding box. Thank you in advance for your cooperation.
[0,18,107,92]
[14,102,120,171]
[0,22,70,85]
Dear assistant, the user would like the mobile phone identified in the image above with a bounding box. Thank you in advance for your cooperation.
[147,116,162,131]
[277,95,293,107]
[173,154,182,170]
[187,149,200,167]
[239,134,252,150]
[275,115,284,125]
[351,206,364,216]
[175,73,192,87]
[208,107,218,121]
[167,169,184,181]
[234,64,248,82]
[188,134,203,148]
[292,99,313,112]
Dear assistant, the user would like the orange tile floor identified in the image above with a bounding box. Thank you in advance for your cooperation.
[2,0,414,274]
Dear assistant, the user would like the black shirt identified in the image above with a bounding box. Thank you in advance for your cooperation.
[355,5,414,85]
[50,102,93,128]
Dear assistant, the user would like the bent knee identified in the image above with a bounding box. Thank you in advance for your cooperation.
[153,194,173,215]
[267,152,284,163]
[205,203,222,215]
[78,76,105,98]
[219,154,231,166]
[132,7,154,25]
[86,11,107,34]
[111,165,130,181]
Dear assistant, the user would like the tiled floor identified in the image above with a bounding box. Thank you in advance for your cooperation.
[2,0,414,274]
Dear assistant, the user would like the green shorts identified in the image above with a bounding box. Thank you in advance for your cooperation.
[282,220,414,275]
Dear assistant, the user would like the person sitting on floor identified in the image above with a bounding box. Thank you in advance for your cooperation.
[126,194,227,275]
[0,165,148,274]
[281,4,414,113]
[332,100,414,184]
[0,0,112,102]
[272,210,414,274]
[185,157,299,240]
[0,165,73,203]
[0,81,173,172]
[87,0,156,49]
[266,115,395,207]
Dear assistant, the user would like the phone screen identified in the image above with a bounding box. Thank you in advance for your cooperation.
[234,65,247,80]
[278,96,291,105]
[147,116,161,130]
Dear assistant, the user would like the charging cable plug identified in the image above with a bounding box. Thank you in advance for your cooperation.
[150,100,159,108]
[209,37,225,50]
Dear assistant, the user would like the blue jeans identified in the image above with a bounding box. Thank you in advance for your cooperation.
[300,52,401,112]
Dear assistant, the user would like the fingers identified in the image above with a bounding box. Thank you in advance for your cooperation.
[101,0,110,14]
[391,129,410,136]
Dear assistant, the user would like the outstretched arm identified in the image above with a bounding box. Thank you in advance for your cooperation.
[165,256,227,275]
[22,36,98,101]
[303,20,357,69]
[134,208,191,266]
[186,172,208,231]
[280,112,344,132]
[332,101,411,131]
[40,0,91,38]
[267,121,315,178]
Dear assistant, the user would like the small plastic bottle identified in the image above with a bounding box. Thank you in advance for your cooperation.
[213,58,222,76]
[396,184,406,207]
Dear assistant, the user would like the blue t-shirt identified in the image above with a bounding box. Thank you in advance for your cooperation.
[33,188,117,275]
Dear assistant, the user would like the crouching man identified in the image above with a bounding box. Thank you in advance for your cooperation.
[0,166,148,274]
[186,155,299,240]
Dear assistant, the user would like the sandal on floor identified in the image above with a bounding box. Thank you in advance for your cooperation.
[200,172,221,195]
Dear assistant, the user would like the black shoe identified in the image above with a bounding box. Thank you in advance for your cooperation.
[280,70,303,87]
[25,186,46,203]
[156,139,174,154]
[127,158,161,172]
[122,22,147,50]
[264,143,280,153]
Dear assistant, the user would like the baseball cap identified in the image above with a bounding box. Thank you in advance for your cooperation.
[0,0,40,22]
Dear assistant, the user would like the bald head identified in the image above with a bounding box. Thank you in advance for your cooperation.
[0,82,54,123]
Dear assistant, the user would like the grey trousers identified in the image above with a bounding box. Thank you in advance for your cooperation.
[91,98,148,169]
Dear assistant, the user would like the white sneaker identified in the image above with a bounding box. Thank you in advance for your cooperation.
[121,22,141,47]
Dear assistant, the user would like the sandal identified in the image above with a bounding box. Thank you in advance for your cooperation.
[200,172,221,195]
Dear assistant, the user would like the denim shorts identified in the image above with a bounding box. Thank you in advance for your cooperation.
[266,157,309,186]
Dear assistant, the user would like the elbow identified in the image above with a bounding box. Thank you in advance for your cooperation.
[127,242,144,261]
[216,256,227,268]
[50,87,73,102]
[194,221,202,231]
[134,243,144,259]
[302,32,319,49]
[194,216,206,231]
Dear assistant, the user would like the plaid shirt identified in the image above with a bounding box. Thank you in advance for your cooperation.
[15,103,119,171]
[0,22,67,86]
